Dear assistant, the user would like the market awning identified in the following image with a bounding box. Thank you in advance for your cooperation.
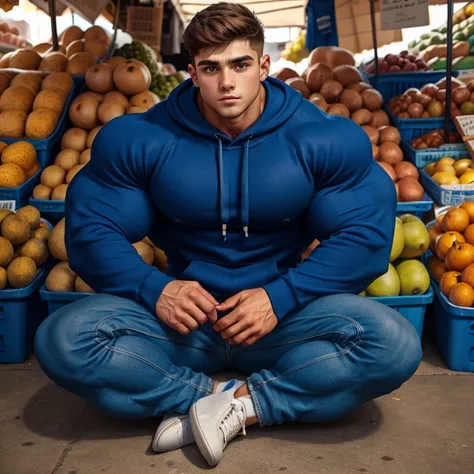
[170,0,307,28]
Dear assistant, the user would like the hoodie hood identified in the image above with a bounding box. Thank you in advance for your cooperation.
[165,77,302,239]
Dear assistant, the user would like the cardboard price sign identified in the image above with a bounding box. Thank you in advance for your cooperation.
[381,0,429,31]
[60,0,110,23]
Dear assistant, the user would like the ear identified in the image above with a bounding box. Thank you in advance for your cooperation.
[188,63,199,87]
[259,54,271,82]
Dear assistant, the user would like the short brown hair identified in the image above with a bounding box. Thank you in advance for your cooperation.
[183,2,265,60]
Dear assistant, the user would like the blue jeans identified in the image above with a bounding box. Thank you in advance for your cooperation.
[34,293,421,426]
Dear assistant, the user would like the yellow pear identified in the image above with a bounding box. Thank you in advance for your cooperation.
[437,157,456,166]
[431,172,460,185]
[424,162,436,176]
[433,162,456,175]
[453,158,473,177]
[459,168,474,184]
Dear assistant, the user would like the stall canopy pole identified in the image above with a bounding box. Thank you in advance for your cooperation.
[444,0,454,144]
[105,0,121,59]
[369,0,379,76]
[48,0,59,51]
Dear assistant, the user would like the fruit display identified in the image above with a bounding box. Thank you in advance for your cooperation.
[363,51,428,74]
[114,40,184,100]
[427,202,474,307]
[387,77,474,119]
[0,71,73,139]
[66,60,159,132]
[0,25,110,75]
[409,129,463,150]
[365,125,425,202]
[280,29,308,64]
[423,155,474,186]
[0,22,29,48]
[0,141,40,188]
[362,214,431,297]
[0,205,50,289]
[44,218,168,292]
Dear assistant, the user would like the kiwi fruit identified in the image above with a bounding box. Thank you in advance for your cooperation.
[33,184,52,200]
[1,214,30,245]
[7,256,37,288]
[48,218,67,261]
[0,267,6,289]
[16,205,41,230]
[31,227,50,241]
[45,261,76,292]
[51,183,68,200]
[0,209,12,224]
[0,236,14,266]
[75,276,95,293]
[19,238,49,266]
[41,165,66,189]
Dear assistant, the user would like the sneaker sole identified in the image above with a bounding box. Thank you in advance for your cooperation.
[190,402,219,467]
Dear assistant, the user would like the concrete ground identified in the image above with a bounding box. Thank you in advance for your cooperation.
[0,326,473,474]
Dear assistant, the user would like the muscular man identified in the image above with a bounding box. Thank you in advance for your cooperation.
[35,3,421,467]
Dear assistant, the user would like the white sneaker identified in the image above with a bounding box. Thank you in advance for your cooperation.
[152,413,194,453]
[189,391,247,466]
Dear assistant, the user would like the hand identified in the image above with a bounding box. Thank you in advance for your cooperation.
[156,280,219,335]
[213,288,278,346]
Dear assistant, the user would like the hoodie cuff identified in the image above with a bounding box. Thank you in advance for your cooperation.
[262,277,299,321]
[138,268,175,314]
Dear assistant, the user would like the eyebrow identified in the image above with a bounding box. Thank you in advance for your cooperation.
[197,55,255,67]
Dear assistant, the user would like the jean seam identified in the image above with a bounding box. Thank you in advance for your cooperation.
[92,313,226,355]
[94,337,210,393]
[252,340,361,390]
[246,378,265,426]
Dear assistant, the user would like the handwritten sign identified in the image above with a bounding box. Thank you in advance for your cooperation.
[454,116,474,143]
[381,0,429,31]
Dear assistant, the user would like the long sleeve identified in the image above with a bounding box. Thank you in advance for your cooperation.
[263,117,397,320]
[65,115,175,313]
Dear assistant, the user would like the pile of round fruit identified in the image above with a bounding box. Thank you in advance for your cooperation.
[363,51,429,74]
[68,58,159,131]
[45,218,168,293]
[423,155,474,186]
[369,125,425,202]
[274,46,390,128]
[388,77,474,119]
[0,206,50,289]
[428,203,474,307]
[409,129,462,150]
[0,141,40,188]
[363,214,431,297]
[0,25,110,75]
[0,71,73,139]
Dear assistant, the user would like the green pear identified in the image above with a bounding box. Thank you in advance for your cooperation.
[396,259,430,295]
[366,264,400,297]
[399,214,430,258]
[390,218,405,262]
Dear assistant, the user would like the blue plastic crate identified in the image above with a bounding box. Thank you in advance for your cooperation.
[39,285,93,315]
[420,169,474,206]
[385,106,454,142]
[369,287,434,339]
[396,193,433,218]
[0,81,79,168]
[0,261,53,363]
[0,170,41,211]
[431,281,474,372]
[401,141,467,168]
[29,198,64,221]
[363,70,458,103]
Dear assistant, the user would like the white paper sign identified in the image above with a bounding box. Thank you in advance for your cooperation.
[0,200,16,211]
[381,0,429,31]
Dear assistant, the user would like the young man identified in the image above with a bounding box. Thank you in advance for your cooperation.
[35,2,422,467]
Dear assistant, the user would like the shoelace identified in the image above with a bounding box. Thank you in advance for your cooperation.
[219,399,247,446]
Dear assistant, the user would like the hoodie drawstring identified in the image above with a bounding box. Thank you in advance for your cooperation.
[215,134,253,240]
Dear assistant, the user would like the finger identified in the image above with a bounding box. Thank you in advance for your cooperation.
[172,322,190,336]
[207,307,218,324]
[195,285,219,306]
[241,335,261,347]
[229,327,257,345]
[177,312,200,332]
[215,292,242,311]
[213,310,240,332]
[191,290,217,316]
[221,319,253,340]
[184,303,208,325]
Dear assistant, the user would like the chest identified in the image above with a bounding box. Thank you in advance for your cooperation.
[150,136,314,229]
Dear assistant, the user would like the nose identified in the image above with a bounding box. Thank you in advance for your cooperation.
[219,69,235,92]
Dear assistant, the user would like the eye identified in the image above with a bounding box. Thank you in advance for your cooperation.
[235,63,249,70]
[204,66,217,73]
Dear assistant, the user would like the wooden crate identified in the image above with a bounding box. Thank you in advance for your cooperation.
[126,4,164,50]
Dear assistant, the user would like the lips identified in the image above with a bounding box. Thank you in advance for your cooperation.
[219,96,239,101]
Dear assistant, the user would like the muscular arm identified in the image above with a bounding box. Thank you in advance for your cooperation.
[263,117,397,320]
[65,116,175,313]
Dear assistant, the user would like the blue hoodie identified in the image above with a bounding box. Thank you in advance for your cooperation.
[65,77,396,320]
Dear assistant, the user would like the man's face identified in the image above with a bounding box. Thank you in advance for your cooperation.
[188,40,270,120]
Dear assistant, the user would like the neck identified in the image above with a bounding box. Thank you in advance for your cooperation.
[197,84,266,140]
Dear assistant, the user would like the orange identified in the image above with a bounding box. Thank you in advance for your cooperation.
[462,263,474,288]
[427,255,447,281]
[436,231,465,260]
[464,223,474,246]
[443,207,470,233]
[435,214,445,233]
[440,271,462,296]
[427,225,443,253]
[459,202,474,224]
[445,242,474,271]
[449,282,474,307]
